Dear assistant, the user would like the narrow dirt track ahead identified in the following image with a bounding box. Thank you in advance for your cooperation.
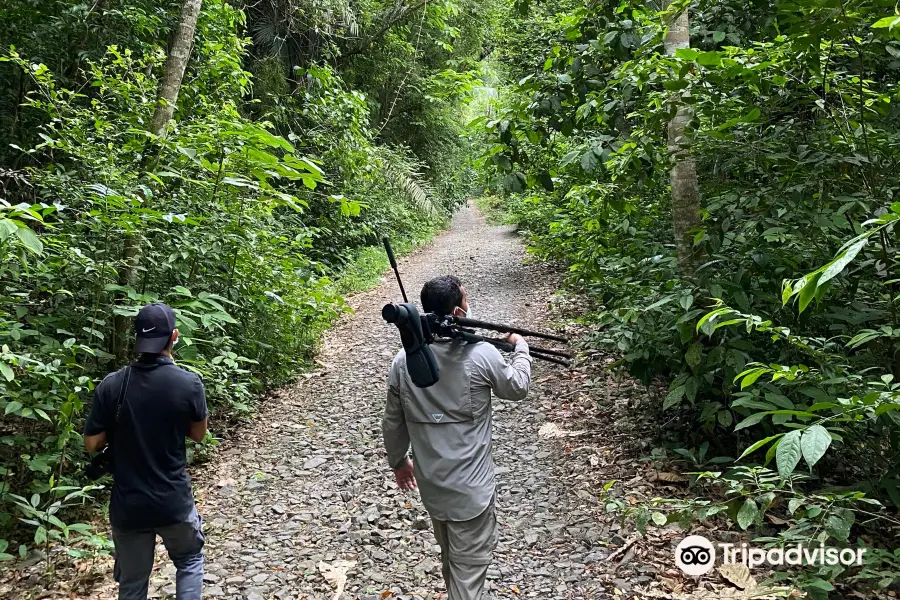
[109,203,610,599]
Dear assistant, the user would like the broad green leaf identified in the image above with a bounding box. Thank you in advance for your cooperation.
[663,386,684,410]
[663,79,689,91]
[764,392,794,409]
[818,239,866,287]
[800,424,832,468]
[797,272,822,313]
[675,48,699,61]
[580,150,599,172]
[0,362,13,382]
[776,430,802,479]
[685,343,702,370]
[736,498,758,529]
[696,307,730,333]
[712,31,725,43]
[738,433,783,462]
[651,512,667,526]
[15,226,43,255]
[875,403,900,416]
[697,51,722,67]
[738,368,767,389]
[825,510,853,542]
[873,16,900,30]
[0,219,17,242]
[4,401,22,415]
[560,150,581,167]
[781,280,793,306]
[806,578,835,591]
[788,498,804,515]
[684,377,699,402]
[734,412,766,431]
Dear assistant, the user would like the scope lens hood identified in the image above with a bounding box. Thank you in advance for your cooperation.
[382,303,401,323]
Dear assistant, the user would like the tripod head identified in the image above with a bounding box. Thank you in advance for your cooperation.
[380,237,572,388]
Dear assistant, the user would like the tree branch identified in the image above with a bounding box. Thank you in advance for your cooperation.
[338,0,429,61]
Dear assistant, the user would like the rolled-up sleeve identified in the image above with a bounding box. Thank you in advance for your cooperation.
[382,358,410,469]
[478,340,532,400]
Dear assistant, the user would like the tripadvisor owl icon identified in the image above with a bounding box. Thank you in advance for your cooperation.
[676,535,716,576]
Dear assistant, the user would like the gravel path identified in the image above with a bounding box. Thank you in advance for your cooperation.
[142,203,607,599]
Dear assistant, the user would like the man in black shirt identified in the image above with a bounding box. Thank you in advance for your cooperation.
[84,303,208,600]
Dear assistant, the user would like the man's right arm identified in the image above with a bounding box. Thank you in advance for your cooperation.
[382,360,416,490]
[382,378,410,469]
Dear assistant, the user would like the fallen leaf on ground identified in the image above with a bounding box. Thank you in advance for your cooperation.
[649,471,687,483]
[538,422,586,438]
[660,575,684,593]
[718,563,757,590]
[317,559,356,600]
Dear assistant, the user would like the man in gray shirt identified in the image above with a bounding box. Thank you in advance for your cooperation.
[382,275,532,599]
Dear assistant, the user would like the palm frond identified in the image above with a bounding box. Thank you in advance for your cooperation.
[380,149,441,216]
[395,170,439,216]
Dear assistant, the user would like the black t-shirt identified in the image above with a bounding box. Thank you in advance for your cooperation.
[84,356,207,530]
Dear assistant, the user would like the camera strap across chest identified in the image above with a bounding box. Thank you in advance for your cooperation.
[114,366,132,423]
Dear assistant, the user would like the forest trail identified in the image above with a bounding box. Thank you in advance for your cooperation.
[125,202,613,600]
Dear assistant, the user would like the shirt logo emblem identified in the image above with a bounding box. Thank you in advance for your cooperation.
[432,413,444,422]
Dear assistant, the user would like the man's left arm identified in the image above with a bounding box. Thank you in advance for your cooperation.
[187,375,208,443]
[382,366,415,490]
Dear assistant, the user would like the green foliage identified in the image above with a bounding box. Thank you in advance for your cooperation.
[0,0,488,560]
[477,0,900,592]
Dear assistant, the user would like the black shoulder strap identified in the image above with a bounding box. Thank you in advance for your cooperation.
[114,366,132,423]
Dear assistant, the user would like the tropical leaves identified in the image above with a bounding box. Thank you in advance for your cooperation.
[380,149,443,216]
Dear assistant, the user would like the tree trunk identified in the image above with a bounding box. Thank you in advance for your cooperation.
[664,1,702,278]
[150,0,203,137]
[113,0,203,361]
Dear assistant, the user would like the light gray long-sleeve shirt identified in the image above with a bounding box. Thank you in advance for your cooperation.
[382,338,532,521]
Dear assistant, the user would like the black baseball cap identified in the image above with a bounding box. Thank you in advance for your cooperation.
[134,303,176,353]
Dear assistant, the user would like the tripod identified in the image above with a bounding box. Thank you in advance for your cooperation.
[381,237,573,369]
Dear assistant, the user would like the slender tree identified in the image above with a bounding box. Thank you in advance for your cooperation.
[664,0,702,277]
[151,0,204,136]
[113,0,203,359]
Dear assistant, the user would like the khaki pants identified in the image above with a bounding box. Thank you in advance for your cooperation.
[431,502,498,600]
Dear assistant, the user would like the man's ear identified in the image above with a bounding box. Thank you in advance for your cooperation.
[171,328,179,343]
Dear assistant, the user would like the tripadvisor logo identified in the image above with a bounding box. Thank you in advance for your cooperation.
[675,535,866,576]
[676,536,716,576]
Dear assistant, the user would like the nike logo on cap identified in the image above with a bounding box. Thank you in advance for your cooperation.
[142,327,156,333]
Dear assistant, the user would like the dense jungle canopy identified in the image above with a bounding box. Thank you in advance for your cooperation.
[3,0,900,596]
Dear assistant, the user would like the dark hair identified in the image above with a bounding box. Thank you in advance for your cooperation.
[421,275,464,316]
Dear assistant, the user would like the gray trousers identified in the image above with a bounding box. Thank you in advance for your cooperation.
[431,502,498,600]
[111,508,205,600]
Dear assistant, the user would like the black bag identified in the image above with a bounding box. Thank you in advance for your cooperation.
[85,366,131,480]
[383,303,439,388]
